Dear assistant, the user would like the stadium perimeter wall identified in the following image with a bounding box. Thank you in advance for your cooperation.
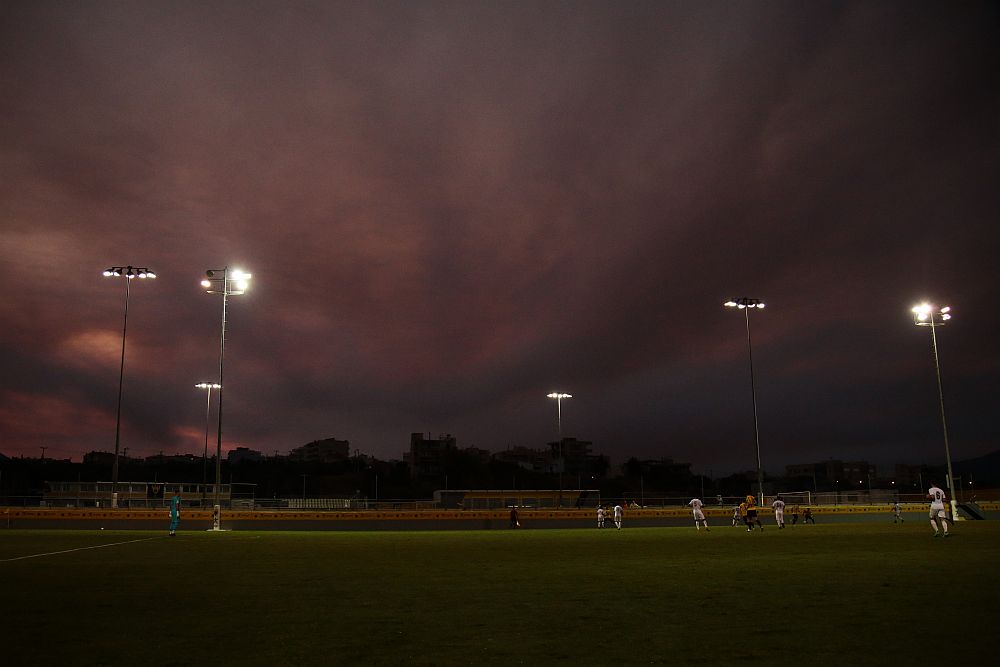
[4,503,999,530]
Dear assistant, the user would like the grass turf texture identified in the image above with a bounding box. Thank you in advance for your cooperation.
[2,523,998,666]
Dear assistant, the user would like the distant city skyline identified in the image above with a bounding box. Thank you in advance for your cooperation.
[5,431,993,480]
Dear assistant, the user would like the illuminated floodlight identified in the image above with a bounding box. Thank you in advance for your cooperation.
[912,303,950,327]
[725,297,764,309]
[202,267,252,295]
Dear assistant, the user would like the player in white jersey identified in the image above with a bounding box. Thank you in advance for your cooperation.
[688,498,709,531]
[731,505,741,527]
[597,506,605,528]
[613,504,623,530]
[771,496,785,528]
[927,484,950,537]
[891,501,904,524]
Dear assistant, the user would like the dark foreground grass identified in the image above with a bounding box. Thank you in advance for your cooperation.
[2,522,999,666]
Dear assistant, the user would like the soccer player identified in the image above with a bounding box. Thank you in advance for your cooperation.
[802,506,815,524]
[771,495,785,528]
[745,494,763,531]
[891,501,904,524]
[738,501,748,529]
[790,504,800,525]
[927,483,950,537]
[168,491,181,536]
[688,497,709,531]
[597,506,605,528]
[613,504,623,530]
[731,505,741,527]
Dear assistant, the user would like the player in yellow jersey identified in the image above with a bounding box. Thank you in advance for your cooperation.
[744,494,763,531]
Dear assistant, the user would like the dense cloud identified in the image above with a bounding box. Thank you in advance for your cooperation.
[1,1,998,473]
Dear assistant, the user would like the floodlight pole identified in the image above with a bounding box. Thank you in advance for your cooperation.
[547,392,572,507]
[913,304,957,520]
[215,281,228,522]
[725,298,765,506]
[195,382,221,501]
[112,273,130,505]
[203,266,251,530]
[103,265,155,507]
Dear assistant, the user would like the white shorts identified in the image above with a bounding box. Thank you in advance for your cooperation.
[929,506,946,519]
[692,509,705,521]
[774,510,784,522]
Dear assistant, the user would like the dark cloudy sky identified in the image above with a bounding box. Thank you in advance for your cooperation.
[1,1,998,475]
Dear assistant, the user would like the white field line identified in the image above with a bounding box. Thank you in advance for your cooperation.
[0,536,159,562]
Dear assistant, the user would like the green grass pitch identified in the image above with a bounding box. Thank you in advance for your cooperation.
[3,522,998,666]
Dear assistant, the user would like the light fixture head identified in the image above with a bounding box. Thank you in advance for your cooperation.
[195,382,222,389]
[201,279,211,288]
[912,302,951,326]
[725,297,764,309]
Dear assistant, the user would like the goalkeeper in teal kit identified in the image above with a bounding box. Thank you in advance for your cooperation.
[168,492,181,536]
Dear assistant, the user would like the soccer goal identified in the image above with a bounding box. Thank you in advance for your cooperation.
[774,491,812,505]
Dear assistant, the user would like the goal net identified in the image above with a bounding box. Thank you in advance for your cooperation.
[773,491,812,506]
